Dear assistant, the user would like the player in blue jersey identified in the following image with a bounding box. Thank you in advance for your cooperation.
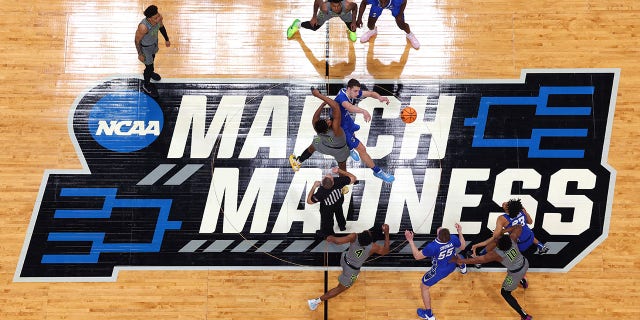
[405,223,466,320]
[452,225,534,320]
[470,199,549,287]
[329,78,395,183]
[356,0,420,49]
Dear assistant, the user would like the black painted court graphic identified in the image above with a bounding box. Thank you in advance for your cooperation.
[16,70,618,281]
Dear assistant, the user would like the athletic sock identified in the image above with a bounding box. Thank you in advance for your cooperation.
[372,166,381,173]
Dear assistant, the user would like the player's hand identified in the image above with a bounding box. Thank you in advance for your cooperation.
[454,223,462,233]
[313,181,321,187]
[310,17,318,27]
[356,19,363,28]
[331,166,339,174]
[379,96,390,104]
[138,54,145,63]
[382,224,389,234]
[326,235,336,243]
[165,40,171,47]
[350,22,357,32]
[470,245,479,257]
[363,110,372,122]
[404,230,414,242]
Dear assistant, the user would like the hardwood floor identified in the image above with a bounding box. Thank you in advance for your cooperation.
[0,1,638,319]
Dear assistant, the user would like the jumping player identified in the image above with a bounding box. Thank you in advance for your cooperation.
[307,223,390,310]
[405,223,466,320]
[289,88,349,173]
[329,78,395,183]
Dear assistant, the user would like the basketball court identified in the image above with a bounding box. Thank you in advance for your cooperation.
[0,1,638,319]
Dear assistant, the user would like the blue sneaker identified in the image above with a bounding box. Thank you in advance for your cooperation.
[350,149,360,162]
[416,308,435,320]
[373,169,395,183]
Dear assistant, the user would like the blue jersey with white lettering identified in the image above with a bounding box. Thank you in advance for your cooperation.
[502,212,535,250]
[334,88,363,132]
[421,234,461,274]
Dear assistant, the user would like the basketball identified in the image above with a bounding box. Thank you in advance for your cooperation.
[401,106,417,123]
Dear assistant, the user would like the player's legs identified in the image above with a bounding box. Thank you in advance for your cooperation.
[355,141,374,169]
[393,12,420,49]
[334,198,346,231]
[500,288,530,318]
[533,237,549,254]
[420,282,432,309]
[360,13,379,43]
[356,141,395,183]
[393,13,411,33]
[321,283,349,301]
[289,145,315,171]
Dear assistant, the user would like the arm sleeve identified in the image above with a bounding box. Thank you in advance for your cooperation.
[159,26,169,41]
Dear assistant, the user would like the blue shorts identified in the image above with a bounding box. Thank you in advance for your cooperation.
[368,0,404,18]
[342,122,361,149]
[517,235,534,252]
[421,265,455,287]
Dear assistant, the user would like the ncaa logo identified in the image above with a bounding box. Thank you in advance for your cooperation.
[88,91,163,153]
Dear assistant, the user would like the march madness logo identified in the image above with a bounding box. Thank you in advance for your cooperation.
[16,70,618,281]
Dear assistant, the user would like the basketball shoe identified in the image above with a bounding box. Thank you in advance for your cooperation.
[349,149,360,162]
[458,261,467,274]
[536,243,549,254]
[348,29,357,42]
[416,308,436,320]
[151,72,161,81]
[360,27,377,43]
[373,169,395,183]
[307,298,321,311]
[287,19,300,39]
[289,154,301,172]
[520,278,529,289]
[142,83,153,94]
[406,32,420,49]
[521,315,533,320]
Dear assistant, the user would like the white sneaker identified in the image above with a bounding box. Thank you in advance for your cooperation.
[458,263,467,274]
[360,27,378,43]
[406,32,420,49]
[307,298,321,311]
[289,154,301,172]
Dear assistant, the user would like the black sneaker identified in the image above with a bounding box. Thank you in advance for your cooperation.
[536,245,549,254]
[142,83,153,94]
[151,72,161,81]
[520,278,529,289]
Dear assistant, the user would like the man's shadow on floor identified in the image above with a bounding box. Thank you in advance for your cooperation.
[291,34,356,79]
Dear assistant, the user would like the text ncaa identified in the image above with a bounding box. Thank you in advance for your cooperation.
[16,69,618,281]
